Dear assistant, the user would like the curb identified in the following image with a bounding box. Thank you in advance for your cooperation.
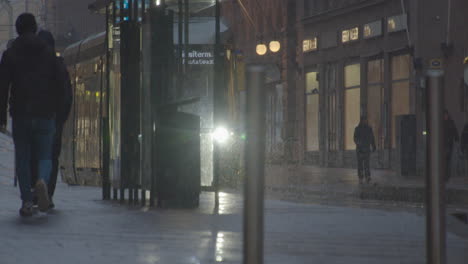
[265,184,468,206]
[359,185,468,205]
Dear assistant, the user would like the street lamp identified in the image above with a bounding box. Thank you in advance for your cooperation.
[269,40,281,53]
[256,43,267,56]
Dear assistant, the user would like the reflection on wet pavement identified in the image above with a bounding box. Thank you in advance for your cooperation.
[1,131,468,263]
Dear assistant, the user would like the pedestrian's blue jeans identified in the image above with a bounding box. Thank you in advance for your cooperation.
[12,117,56,202]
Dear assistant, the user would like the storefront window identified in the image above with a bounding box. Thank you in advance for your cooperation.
[367,59,384,149]
[344,64,361,150]
[391,54,411,148]
[306,71,319,151]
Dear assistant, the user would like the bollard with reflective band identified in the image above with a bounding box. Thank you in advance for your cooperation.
[426,68,446,264]
[244,65,266,264]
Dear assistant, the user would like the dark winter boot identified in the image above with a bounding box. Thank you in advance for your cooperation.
[19,201,34,217]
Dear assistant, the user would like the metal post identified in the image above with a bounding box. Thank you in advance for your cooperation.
[102,3,111,201]
[133,187,139,204]
[177,0,183,96]
[243,65,266,264]
[129,188,134,203]
[141,189,146,206]
[120,0,124,21]
[129,0,133,21]
[213,0,221,209]
[120,188,125,204]
[134,0,139,21]
[183,0,189,71]
[426,68,446,264]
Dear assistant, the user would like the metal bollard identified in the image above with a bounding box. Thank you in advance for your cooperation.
[243,65,266,264]
[426,68,446,264]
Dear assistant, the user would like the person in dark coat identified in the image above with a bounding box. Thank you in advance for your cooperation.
[30,30,73,209]
[0,13,64,217]
[460,122,468,177]
[354,116,376,184]
[444,110,459,182]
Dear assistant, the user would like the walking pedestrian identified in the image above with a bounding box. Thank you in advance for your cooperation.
[0,13,64,217]
[444,110,459,182]
[30,30,73,209]
[354,116,376,184]
[461,121,468,177]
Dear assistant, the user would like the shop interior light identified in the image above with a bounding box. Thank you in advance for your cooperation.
[269,40,281,53]
[256,44,267,56]
[464,57,468,86]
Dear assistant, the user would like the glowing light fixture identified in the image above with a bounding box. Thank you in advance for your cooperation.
[212,127,230,144]
[256,43,267,56]
[269,40,281,53]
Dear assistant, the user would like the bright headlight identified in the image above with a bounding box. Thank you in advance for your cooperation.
[212,127,230,144]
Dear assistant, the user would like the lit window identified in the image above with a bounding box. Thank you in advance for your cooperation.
[350,27,359,40]
[388,18,396,31]
[364,20,383,39]
[342,30,350,43]
[303,38,318,52]
[388,14,407,33]
[364,25,371,38]
[342,27,359,43]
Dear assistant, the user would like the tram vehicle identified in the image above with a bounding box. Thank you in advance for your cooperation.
[61,32,107,186]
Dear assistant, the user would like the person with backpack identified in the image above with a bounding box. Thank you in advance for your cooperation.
[354,116,376,184]
[0,14,64,217]
[30,30,73,209]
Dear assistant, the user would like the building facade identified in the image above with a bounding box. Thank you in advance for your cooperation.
[222,0,300,163]
[53,0,105,49]
[224,0,468,179]
[297,0,468,176]
[0,0,48,47]
[0,0,104,51]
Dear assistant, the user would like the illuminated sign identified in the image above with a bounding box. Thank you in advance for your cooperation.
[182,50,214,65]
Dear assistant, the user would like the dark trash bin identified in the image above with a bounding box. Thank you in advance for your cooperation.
[156,111,201,208]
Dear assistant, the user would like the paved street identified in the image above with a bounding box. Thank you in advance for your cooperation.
[265,165,468,206]
[1,132,468,264]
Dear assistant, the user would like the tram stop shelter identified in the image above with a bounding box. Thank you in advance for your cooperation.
[88,0,228,208]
